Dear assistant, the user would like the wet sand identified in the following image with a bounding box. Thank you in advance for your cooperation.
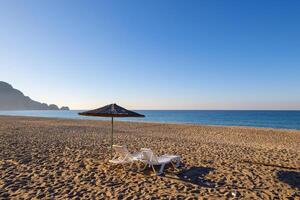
[0,116,299,199]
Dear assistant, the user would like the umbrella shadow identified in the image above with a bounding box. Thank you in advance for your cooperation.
[242,160,299,170]
[277,170,300,190]
[176,166,216,188]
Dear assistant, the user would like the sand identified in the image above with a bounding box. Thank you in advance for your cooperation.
[0,116,299,199]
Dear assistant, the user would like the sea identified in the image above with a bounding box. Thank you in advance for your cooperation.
[0,110,300,130]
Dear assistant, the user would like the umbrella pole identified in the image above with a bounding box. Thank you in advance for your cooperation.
[111,117,113,158]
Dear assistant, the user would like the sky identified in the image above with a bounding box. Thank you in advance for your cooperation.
[0,0,300,110]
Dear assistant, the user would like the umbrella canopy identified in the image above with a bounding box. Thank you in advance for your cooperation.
[78,103,145,118]
[78,103,145,158]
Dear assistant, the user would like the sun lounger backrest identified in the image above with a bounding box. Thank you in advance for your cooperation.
[112,145,132,159]
[141,148,159,164]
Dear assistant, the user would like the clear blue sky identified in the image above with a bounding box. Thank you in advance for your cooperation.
[1,0,300,110]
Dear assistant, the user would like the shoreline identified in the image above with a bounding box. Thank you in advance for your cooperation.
[0,114,299,132]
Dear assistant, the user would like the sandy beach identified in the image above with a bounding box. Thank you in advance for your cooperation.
[0,116,299,199]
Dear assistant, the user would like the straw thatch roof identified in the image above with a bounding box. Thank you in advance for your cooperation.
[78,103,145,118]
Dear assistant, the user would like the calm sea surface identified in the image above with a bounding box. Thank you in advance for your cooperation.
[0,110,300,130]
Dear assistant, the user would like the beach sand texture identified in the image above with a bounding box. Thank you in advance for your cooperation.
[0,116,299,199]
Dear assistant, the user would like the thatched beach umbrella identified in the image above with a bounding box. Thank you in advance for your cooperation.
[78,103,145,157]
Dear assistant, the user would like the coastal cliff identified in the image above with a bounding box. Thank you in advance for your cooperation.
[0,81,69,110]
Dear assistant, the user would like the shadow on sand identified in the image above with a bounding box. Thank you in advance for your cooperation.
[176,166,216,188]
[242,160,299,170]
[277,170,300,190]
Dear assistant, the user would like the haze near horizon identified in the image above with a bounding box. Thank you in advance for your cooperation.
[1,0,300,110]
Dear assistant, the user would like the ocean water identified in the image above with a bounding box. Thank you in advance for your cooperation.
[0,110,300,130]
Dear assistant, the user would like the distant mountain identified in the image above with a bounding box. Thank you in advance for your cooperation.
[0,81,69,111]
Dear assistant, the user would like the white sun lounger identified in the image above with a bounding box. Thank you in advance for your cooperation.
[109,145,142,169]
[140,148,181,175]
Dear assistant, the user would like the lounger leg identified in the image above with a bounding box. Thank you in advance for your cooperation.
[157,164,165,175]
[151,165,157,175]
[129,162,134,169]
[139,163,147,171]
[170,158,181,168]
[175,159,180,167]
[171,161,176,169]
